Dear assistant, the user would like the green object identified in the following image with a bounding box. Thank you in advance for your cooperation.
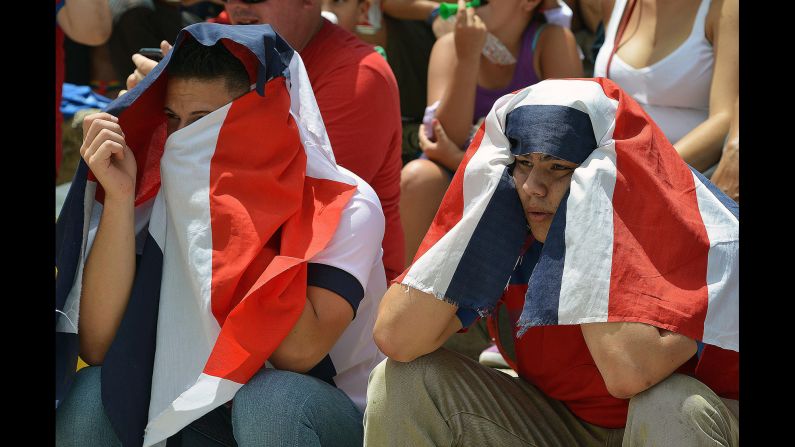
[374,45,387,61]
[438,0,482,20]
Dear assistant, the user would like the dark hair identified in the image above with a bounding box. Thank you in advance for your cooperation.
[167,37,251,96]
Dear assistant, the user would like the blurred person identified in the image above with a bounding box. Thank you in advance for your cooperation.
[56,25,387,447]
[400,0,582,267]
[56,0,112,178]
[126,0,406,281]
[365,78,739,447]
[593,0,738,175]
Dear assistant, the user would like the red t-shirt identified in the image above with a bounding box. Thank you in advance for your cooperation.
[209,14,405,281]
[488,240,738,429]
[300,21,404,281]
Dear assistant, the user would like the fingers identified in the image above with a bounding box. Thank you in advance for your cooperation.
[127,53,159,90]
[81,118,126,162]
[418,124,431,150]
[456,0,467,24]
[81,112,118,138]
[160,40,173,56]
[87,139,126,169]
[432,119,447,141]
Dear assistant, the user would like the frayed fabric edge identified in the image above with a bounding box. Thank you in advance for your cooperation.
[399,278,497,319]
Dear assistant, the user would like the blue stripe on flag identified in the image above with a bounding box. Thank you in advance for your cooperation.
[689,165,739,220]
[55,161,90,407]
[102,235,164,447]
[505,105,596,164]
[445,166,528,314]
[517,191,569,335]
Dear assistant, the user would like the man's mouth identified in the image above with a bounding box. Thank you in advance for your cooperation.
[525,207,553,222]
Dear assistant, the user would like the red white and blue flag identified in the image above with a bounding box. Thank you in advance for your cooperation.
[56,24,361,446]
[398,78,738,380]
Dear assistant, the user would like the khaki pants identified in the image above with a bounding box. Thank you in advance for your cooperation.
[364,349,738,446]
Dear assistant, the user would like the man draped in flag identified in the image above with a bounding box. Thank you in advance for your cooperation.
[56,23,386,447]
[364,78,739,446]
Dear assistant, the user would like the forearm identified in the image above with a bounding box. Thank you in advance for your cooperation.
[373,284,462,362]
[582,322,697,399]
[382,0,440,21]
[435,57,481,147]
[57,0,112,46]
[78,196,137,365]
[674,111,732,172]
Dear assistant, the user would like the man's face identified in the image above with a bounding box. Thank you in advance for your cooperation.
[512,152,579,243]
[224,0,318,50]
[164,77,247,136]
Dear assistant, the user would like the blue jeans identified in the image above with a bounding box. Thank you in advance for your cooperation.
[56,366,364,447]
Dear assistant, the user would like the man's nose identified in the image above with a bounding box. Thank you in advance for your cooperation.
[521,170,547,197]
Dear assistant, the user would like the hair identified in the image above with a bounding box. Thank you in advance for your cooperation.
[167,37,251,96]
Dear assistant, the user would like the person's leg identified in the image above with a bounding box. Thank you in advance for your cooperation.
[364,348,621,447]
[55,366,122,447]
[231,368,364,447]
[623,373,739,447]
[399,159,452,266]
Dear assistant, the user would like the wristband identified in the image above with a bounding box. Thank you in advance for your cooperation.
[427,6,440,25]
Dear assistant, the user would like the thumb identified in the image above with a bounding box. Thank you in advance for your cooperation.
[432,119,446,139]
[161,40,173,56]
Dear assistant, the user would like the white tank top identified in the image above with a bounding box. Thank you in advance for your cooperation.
[594,0,714,144]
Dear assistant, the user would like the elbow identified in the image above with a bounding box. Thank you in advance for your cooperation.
[78,345,106,367]
[373,320,424,363]
[602,371,655,400]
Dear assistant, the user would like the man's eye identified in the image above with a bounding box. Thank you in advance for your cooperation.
[552,164,573,171]
[519,160,533,167]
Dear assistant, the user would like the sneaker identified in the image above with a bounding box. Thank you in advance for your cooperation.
[478,343,510,369]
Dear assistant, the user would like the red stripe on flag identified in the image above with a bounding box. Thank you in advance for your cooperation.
[204,77,355,382]
[598,79,709,341]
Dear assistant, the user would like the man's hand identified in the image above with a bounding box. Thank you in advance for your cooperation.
[419,119,465,171]
[453,0,487,63]
[80,113,137,201]
[126,40,174,91]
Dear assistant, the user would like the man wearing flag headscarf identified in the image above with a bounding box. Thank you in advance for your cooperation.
[56,23,387,447]
[364,78,739,446]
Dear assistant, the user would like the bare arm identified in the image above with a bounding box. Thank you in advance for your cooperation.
[270,286,355,372]
[429,5,487,148]
[709,97,739,202]
[373,284,463,362]
[78,113,138,365]
[56,0,112,46]
[673,0,738,171]
[581,322,697,399]
[600,0,615,28]
[382,0,440,21]
[536,25,584,79]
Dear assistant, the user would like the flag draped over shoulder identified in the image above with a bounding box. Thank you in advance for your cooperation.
[398,78,739,381]
[55,23,358,447]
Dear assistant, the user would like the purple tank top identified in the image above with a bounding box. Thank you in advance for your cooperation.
[473,20,544,122]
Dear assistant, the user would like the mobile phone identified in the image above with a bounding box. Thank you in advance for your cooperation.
[138,47,164,61]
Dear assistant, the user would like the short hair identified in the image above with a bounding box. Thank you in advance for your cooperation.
[167,37,251,96]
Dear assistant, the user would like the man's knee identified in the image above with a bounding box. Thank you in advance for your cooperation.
[56,366,118,446]
[627,374,738,445]
[368,349,466,404]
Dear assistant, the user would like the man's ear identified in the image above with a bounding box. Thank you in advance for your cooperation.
[358,0,371,24]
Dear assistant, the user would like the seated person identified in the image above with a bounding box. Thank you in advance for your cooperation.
[55,23,387,447]
[365,78,739,446]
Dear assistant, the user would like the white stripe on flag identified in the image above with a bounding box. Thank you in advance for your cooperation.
[692,172,739,351]
[146,103,228,430]
[558,142,618,324]
[143,374,243,447]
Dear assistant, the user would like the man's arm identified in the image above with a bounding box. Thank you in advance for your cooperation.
[56,0,112,46]
[269,286,355,373]
[373,284,463,362]
[581,322,698,399]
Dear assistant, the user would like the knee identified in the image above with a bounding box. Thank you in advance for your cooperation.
[369,349,462,402]
[400,159,448,196]
[55,367,107,444]
[233,369,329,425]
[628,374,731,435]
